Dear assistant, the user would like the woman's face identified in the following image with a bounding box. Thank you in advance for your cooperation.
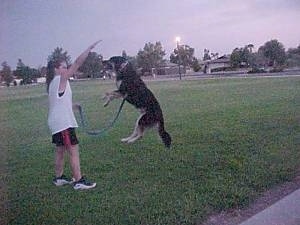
[55,61,68,75]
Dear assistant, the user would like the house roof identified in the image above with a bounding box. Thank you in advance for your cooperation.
[208,55,230,64]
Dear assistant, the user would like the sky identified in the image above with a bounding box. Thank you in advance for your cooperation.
[1,0,300,68]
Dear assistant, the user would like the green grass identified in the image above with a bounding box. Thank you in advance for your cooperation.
[1,77,300,225]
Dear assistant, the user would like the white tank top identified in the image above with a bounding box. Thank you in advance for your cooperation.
[48,75,78,134]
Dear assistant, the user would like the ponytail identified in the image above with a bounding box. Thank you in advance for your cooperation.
[46,60,61,93]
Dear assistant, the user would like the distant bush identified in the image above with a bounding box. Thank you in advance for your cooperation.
[247,67,267,74]
[211,67,233,73]
[269,67,284,73]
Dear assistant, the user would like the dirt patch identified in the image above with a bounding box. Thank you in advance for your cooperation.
[201,172,300,225]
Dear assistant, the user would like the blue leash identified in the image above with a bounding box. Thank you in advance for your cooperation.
[77,98,126,136]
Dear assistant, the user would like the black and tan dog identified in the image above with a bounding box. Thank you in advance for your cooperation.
[102,56,171,148]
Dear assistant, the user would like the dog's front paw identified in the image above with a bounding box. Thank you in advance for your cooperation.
[121,137,129,143]
[102,93,109,100]
[103,98,110,107]
[102,93,110,107]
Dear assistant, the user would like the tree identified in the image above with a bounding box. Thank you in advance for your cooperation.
[78,52,103,78]
[287,44,300,55]
[122,50,128,59]
[191,57,201,72]
[230,48,242,68]
[242,47,251,66]
[286,44,300,67]
[249,51,268,69]
[121,50,138,70]
[210,52,219,60]
[230,46,252,68]
[246,44,254,53]
[14,59,38,84]
[258,39,286,67]
[38,66,47,77]
[136,42,166,74]
[203,49,211,61]
[15,59,25,79]
[170,44,196,70]
[47,47,71,66]
[1,62,13,86]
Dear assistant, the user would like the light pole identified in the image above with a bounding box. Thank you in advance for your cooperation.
[175,36,181,80]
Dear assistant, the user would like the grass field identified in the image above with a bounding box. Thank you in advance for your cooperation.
[1,77,300,225]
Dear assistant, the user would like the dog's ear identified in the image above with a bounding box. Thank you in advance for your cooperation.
[109,56,127,72]
[109,56,127,65]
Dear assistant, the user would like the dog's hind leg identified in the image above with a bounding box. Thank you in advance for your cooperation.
[121,130,138,142]
[126,125,144,143]
[125,112,154,143]
[121,126,144,143]
[121,113,145,143]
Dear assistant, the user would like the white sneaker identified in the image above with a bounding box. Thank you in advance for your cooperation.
[53,175,73,186]
[73,177,96,190]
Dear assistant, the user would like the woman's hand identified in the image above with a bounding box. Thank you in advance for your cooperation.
[89,40,102,50]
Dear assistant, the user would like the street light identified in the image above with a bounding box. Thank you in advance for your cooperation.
[175,36,181,45]
[175,36,182,80]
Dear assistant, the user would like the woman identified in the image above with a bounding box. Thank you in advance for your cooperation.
[46,40,100,190]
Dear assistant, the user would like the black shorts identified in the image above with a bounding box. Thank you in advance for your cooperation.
[52,128,79,147]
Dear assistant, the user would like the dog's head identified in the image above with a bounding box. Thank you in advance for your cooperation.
[103,56,135,80]
[103,56,127,73]
[109,56,128,71]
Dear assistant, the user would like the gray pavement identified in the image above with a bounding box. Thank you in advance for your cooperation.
[239,189,300,225]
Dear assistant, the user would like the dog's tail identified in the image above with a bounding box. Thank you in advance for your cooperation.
[158,120,172,148]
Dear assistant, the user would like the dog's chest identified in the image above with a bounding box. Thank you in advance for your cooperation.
[116,80,122,89]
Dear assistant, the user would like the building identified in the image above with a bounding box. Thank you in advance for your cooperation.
[203,55,231,73]
[151,61,186,76]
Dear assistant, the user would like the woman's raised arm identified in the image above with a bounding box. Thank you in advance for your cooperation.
[65,40,101,79]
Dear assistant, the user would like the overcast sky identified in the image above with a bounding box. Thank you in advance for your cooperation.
[1,0,300,68]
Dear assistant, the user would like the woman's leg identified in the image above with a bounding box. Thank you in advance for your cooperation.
[67,144,82,181]
[55,146,66,177]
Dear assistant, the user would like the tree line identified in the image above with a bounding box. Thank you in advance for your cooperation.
[1,39,300,86]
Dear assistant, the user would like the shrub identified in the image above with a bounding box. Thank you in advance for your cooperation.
[247,67,267,74]
[269,67,284,73]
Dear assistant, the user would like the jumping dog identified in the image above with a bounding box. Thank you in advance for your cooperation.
[102,56,172,148]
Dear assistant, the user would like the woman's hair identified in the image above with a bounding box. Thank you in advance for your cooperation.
[46,59,63,93]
